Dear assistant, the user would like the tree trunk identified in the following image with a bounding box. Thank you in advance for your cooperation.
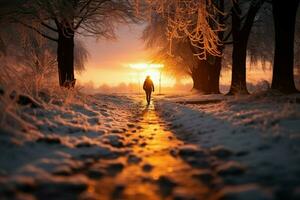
[57,27,75,87]
[228,1,248,95]
[271,0,299,93]
[208,57,221,94]
[208,0,224,94]
[192,62,210,93]
[189,0,224,94]
[191,59,222,94]
[228,39,249,95]
[228,0,264,95]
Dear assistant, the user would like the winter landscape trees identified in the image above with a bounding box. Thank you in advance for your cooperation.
[3,0,139,87]
[0,1,300,200]
[145,0,300,95]
[1,0,299,94]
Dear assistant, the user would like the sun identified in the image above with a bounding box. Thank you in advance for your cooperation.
[144,69,160,83]
[129,63,164,84]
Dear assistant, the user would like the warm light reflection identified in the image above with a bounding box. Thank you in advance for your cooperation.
[89,105,207,199]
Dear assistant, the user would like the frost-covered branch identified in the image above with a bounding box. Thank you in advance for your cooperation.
[145,0,225,60]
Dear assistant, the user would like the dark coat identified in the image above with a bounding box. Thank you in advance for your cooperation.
[143,78,154,92]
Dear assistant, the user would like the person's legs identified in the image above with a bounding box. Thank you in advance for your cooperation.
[146,92,149,104]
[146,91,151,104]
[145,91,148,102]
[147,91,152,104]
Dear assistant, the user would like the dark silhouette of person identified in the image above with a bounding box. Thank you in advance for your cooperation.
[143,76,154,105]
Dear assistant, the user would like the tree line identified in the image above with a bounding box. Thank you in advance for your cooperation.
[144,0,300,95]
[0,0,299,95]
[0,0,140,88]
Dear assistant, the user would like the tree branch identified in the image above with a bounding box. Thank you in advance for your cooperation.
[223,41,234,45]
[74,0,110,29]
[223,28,232,42]
[78,0,94,14]
[17,21,58,42]
[241,0,265,35]
[41,22,58,32]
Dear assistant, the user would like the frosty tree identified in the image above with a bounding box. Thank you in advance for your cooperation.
[143,0,226,93]
[143,15,225,94]
[145,0,225,60]
[146,0,300,94]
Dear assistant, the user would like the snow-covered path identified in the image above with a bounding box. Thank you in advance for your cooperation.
[89,103,210,200]
[0,94,221,200]
[1,93,300,200]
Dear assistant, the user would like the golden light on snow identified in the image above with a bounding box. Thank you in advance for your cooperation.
[89,105,207,198]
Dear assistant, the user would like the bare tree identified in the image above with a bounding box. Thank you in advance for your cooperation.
[0,22,88,95]
[247,4,274,71]
[247,2,300,92]
[11,0,139,87]
[226,0,299,94]
[226,0,265,95]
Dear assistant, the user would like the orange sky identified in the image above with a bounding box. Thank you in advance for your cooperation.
[76,24,176,87]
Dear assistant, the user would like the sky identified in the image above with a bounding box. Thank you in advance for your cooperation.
[76,24,176,88]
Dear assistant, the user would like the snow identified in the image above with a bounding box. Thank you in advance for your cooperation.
[156,92,300,197]
[0,90,300,199]
[0,92,136,188]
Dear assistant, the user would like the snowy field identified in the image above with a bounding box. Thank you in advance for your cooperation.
[0,90,300,200]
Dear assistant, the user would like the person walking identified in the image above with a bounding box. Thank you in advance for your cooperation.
[143,76,154,105]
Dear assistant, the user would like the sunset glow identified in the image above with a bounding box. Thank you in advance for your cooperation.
[76,61,176,89]
[1,1,300,199]
[129,63,164,84]
[129,63,164,70]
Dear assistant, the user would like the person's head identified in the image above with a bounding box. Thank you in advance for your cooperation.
[146,75,150,79]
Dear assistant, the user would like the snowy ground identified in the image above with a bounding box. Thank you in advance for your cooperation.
[0,91,300,200]
[156,92,300,200]
[0,92,140,199]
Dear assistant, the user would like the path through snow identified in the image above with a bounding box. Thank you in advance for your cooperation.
[0,93,299,200]
[88,103,210,199]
